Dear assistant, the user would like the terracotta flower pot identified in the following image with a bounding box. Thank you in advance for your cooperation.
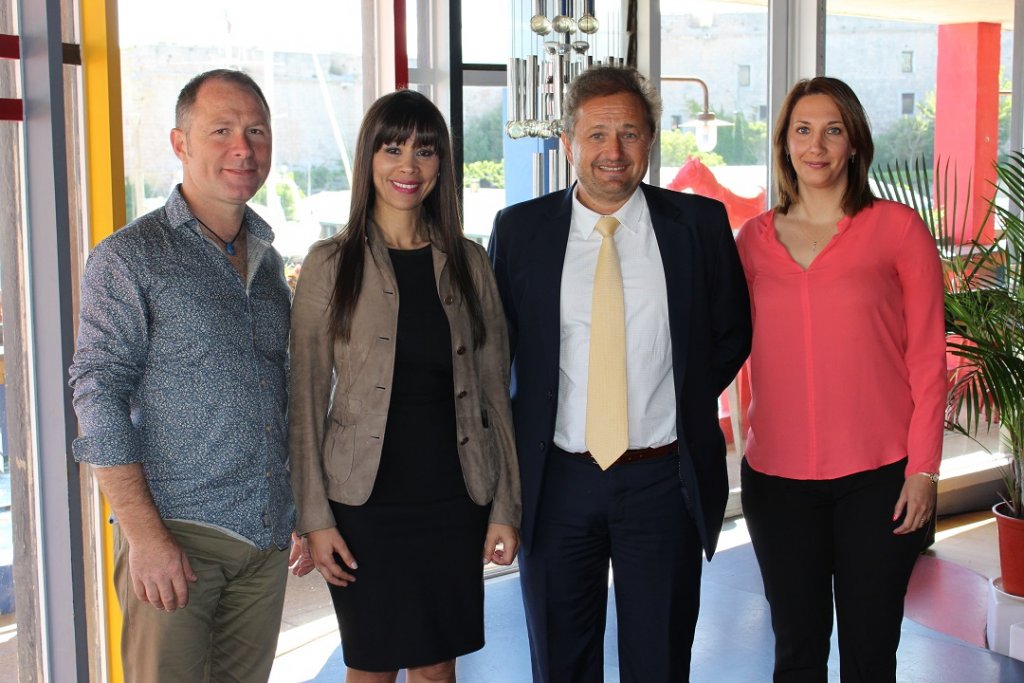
[994,502,1024,596]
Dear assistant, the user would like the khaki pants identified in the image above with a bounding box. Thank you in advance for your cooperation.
[113,519,289,683]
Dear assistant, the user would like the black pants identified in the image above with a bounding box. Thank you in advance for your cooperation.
[741,458,928,683]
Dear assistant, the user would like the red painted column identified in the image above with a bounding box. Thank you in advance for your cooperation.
[934,23,1000,244]
[394,0,408,89]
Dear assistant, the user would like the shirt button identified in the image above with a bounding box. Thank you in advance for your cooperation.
[457,390,467,399]
[444,295,454,305]
[459,436,470,445]
[456,345,466,355]
[260,379,268,388]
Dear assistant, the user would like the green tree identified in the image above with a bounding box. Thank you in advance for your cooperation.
[713,112,767,165]
[292,162,350,194]
[464,106,504,164]
[463,160,504,189]
[873,94,935,169]
[276,172,302,221]
[874,77,1014,169]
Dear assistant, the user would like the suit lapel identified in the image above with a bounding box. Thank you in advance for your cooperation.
[530,189,574,377]
[643,184,693,390]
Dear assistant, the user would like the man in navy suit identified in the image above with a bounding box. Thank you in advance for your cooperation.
[488,66,752,682]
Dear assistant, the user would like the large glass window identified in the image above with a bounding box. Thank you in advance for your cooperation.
[660,0,769,505]
[659,1,769,224]
[117,2,365,676]
[825,3,1015,168]
[119,0,364,269]
[825,1,1016,506]
[0,0,18,675]
[463,85,506,245]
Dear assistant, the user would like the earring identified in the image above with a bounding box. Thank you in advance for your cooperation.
[849,153,856,165]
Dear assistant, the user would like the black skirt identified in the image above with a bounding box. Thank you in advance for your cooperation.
[328,496,490,671]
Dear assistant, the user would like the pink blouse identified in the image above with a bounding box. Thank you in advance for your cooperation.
[735,200,947,480]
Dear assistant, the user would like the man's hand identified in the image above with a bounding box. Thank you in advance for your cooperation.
[289,532,316,577]
[91,463,197,612]
[127,528,197,612]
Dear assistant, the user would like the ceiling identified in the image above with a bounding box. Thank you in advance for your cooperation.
[828,0,1013,28]
[711,1,1015,29]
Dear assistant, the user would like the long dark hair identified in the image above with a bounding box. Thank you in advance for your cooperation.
[773,76,875,216]
[330,89,486,347]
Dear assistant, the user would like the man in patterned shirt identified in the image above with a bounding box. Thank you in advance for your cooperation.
[69,69,303,682]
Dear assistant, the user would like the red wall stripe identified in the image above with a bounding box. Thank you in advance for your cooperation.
[0,98,23,122]
[394,0,408,89]
[0,34,19,60]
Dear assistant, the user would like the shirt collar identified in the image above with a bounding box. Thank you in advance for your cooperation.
[571,185,646,240]
[163,184,276,244]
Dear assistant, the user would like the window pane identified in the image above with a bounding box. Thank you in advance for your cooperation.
[659,1,769,231]
[660,0,768,503]
[463,0,509,64]
[117,3,365,675]
[463,86,505,247]
[119,0,364,265]
[825,2,1014,168]
[0,0,17,669]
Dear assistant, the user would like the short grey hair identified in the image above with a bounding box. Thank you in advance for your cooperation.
[175,69,270,130]
[561,65,662,138]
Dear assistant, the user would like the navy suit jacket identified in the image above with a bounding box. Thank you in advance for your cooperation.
[488,183,752,559]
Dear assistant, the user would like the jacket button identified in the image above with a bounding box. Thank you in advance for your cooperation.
[456,345,466,355]
[444,295,454,305]
[459,436,470,445]
[538,441,546,451]
[457,390,467,399]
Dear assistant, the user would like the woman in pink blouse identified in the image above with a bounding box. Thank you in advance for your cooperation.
[735,77,947,682]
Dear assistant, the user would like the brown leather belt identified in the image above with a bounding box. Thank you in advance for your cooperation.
[565,440,678,467]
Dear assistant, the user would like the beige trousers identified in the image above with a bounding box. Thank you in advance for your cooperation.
[113,519,289,683]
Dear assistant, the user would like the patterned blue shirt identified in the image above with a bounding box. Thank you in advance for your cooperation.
[69,186,294,549]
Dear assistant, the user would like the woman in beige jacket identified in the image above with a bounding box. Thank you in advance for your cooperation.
[288,90,521,683]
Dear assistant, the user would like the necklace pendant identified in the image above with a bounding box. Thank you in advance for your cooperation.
[225,243,236,256]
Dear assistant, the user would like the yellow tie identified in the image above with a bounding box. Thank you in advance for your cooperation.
[586,215,628,470]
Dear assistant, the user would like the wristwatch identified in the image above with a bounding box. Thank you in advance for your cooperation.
[916,471,940,484]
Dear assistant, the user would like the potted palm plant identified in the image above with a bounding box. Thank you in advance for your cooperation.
[941,151,1024,595]
[874,153,1024,594]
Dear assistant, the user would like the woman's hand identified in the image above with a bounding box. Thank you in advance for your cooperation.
[306,527,359,586]
[483,523,520,566]
[892,474,937,535]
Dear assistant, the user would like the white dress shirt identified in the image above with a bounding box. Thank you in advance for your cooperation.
[553,186,677,453]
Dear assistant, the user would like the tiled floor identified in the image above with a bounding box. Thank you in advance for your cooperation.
[269,512,1024,682]
[0,464,1016,681]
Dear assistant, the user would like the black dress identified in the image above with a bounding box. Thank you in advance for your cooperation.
[327,245,490,672]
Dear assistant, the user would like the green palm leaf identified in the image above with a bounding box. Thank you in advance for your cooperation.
[878,151,1024,516]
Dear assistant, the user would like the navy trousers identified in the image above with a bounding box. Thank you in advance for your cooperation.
[519,448,704,683]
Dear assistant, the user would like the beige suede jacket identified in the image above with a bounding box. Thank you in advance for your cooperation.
[288,223,521,536]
